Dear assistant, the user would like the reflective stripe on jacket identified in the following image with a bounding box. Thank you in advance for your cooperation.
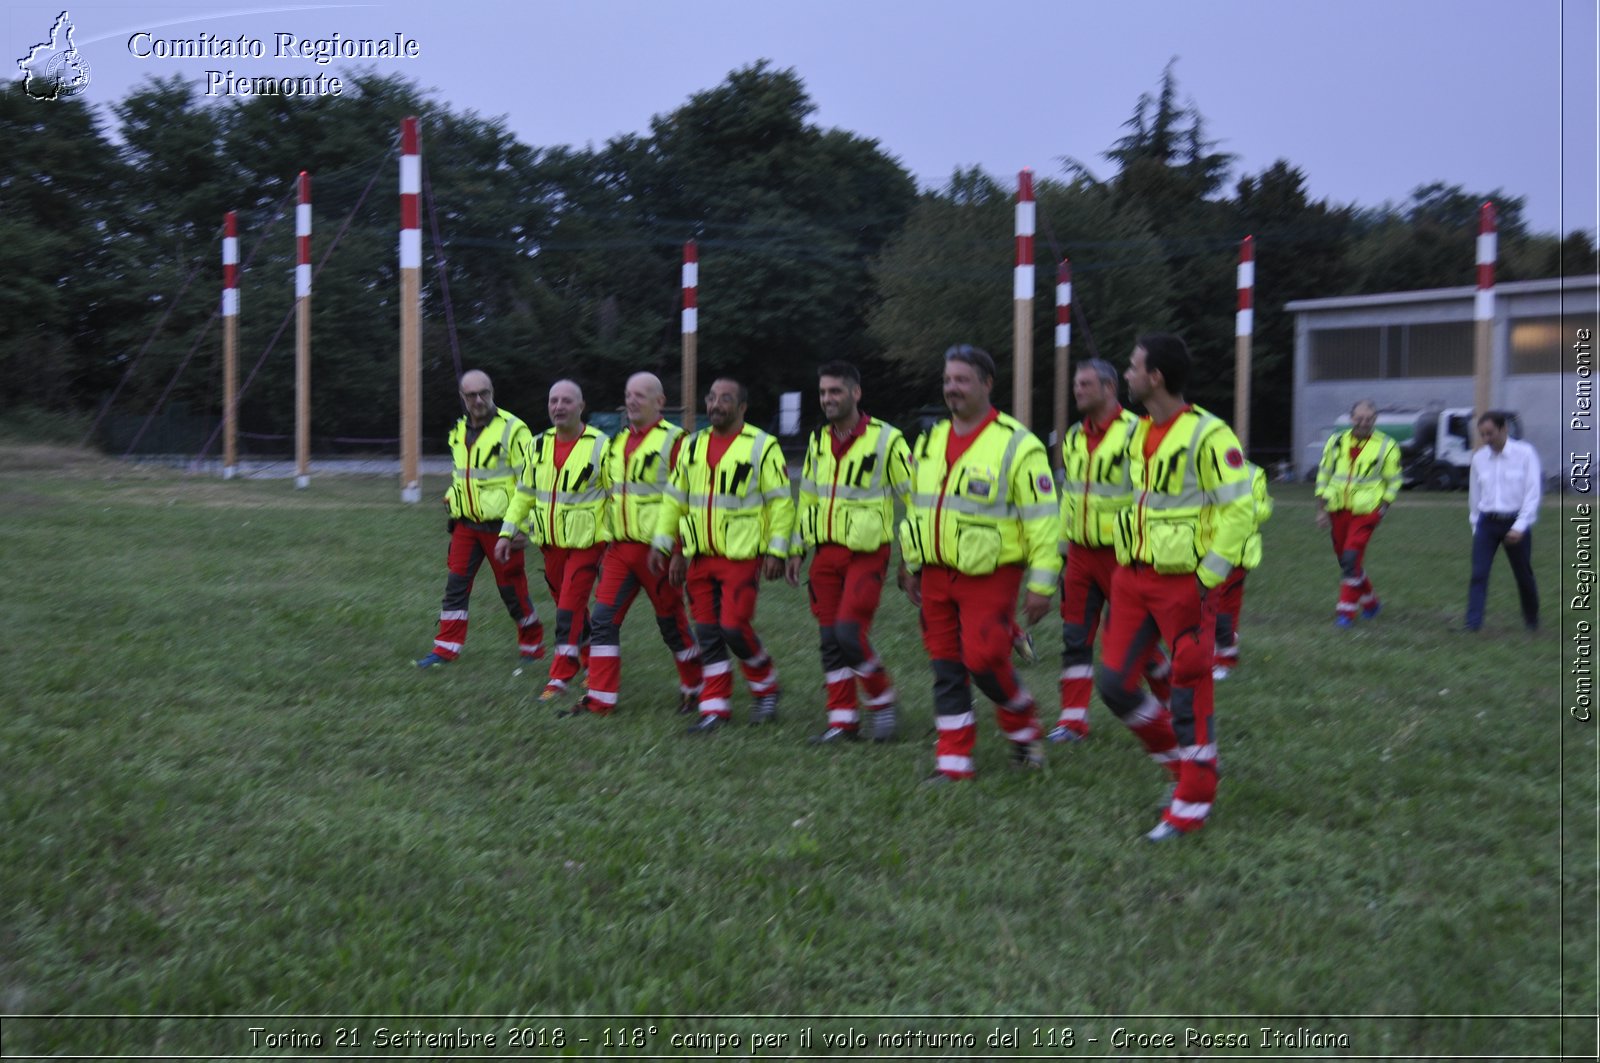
[600,420,685,545]
[652,425,795,561]
[898,412,1062,597]
[446,408,532,523]
[502,424,609,548]
[1316,429,1401,515]
[1114,406,1255,589]
[795,417,912,553]
[1059,407,1139,550]
[1242,463,1273,571]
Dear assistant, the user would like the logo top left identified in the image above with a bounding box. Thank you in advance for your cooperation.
[17,10,91,100]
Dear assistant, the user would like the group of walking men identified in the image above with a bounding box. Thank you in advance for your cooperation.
[417,334,1271,842]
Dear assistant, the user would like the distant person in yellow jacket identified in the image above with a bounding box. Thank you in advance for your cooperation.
[1211,462,1273,680]
[1093,334,1255,841]
[650,377,795,734]
[1314,399,1401,628]
[416,370,543,668]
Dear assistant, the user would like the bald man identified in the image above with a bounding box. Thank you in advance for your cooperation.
[565,372,704,716]
[417,370,543,668]
[497,380,609,701]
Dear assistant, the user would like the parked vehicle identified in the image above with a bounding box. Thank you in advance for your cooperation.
[1304,407,1522,490]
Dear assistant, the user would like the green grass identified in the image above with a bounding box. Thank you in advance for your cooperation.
[0,447,1593,1059]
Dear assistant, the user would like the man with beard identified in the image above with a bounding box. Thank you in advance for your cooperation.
[650,377,795,733]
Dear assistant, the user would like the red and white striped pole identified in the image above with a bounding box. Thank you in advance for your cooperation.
[295,171,312,489]
[222,211,239,480]
[1472,202,1496,437]
[1052,257,1071,468]
[399,117,422,503]
[1234,235,1254,451]
[681,239,698,433]
[1013,168,1035,425]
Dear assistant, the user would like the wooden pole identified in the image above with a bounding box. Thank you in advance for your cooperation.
[399,118,422,503]
[1053,258,1071,470]
[295,171,311,489]
[222,211,239,480]
[1234,235,1254,452]
[1472,202,1496,443]
[1012,169,1035,425]
[681,239,698,433]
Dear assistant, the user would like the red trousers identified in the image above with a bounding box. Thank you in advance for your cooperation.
[806,544,896,730]
[686,556,777,720]
[919,565,1040,779]
[1329,510,1383,618]
[1058,544,1171,736]
[583,541,703,713]
[432,521,543,660]
[538,543,603,689]
[1212,568,1248,667]
[1097,565,1218,832]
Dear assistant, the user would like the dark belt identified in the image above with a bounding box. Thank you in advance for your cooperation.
[1479,511,1518,522]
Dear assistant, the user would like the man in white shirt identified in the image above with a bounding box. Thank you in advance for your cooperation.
[1465,411,1541,632]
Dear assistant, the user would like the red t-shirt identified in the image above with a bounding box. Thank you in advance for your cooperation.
[946,407,1000,467]
[553,435,579,469]
[830,412,870,461]
[1142,405,1194,463]
[1084,405,1124,456]
[707,429,740,469]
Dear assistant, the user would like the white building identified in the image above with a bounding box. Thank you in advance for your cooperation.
[1288,274,1599,483]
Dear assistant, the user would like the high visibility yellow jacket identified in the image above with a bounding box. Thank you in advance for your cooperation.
[1114,406,1255,589]
[652,425,795,561]
[899,411,1062,597]
[501,424,609,549]
[445,408,533,523]
[598,419,686,545]
[1242,462,1273,571]
[795,417,912,553]
[1059,406,1139,550]
[1315,429,1401,515]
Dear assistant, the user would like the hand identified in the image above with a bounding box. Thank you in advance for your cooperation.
[1505,528,1525,545]
[898,565,922,608]
[648,550,669,578]
[668,554,688,587]
[510,531,528,551]
[492,538,512,565]
[762,556,784,581]
[1314,509,1331,530]
[784,555,804,587]
[1021,590,1051,626]
[446,517,457,535]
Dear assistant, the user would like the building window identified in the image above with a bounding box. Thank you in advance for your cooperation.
[1405,321,1474,377]
[1309,327,1380,380]
[1509,316,1562,375]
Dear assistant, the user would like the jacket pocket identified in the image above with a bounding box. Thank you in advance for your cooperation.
[1147,520,1197,575]
[721,513,762,557]
[954,521,1001,575]
[843,509,884,552]
[562,509,597,549]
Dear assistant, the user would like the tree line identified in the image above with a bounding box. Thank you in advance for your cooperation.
[3,60,1590,458]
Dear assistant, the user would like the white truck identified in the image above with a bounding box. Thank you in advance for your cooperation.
[1304,407,1522,490]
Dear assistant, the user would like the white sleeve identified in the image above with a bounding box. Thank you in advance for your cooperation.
[1514,445,1542,531]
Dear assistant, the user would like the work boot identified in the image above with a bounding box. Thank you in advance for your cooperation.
[415,652,451,669]
[1146,820,1186,843]
[677,690,699,715]
[808,726,859,745]
[1010,740,1046,770]
[685,715,724,736]
[1046,724,1086,744]
[750,691,780,725]
[871,704,899,743]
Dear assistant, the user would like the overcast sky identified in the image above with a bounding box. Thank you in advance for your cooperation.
[11,0,1598,239]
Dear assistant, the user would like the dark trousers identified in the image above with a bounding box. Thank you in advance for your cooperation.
[1466,515,1539,630]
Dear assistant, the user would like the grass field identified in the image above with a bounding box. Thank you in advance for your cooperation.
[1,441,1594,1060]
